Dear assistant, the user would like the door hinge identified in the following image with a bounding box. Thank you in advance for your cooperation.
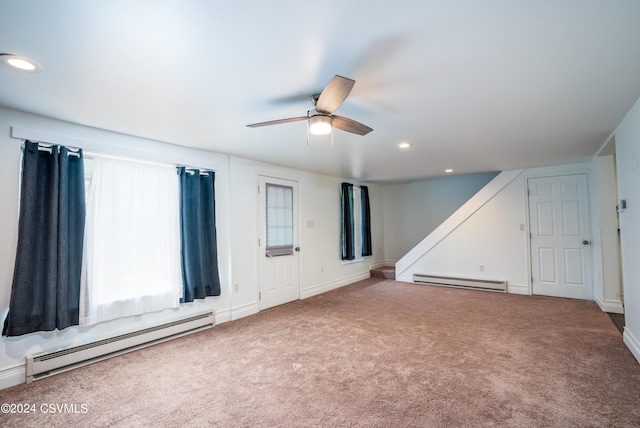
[259,292,261,300]
[258,238,260,246]
[258,185,260,193]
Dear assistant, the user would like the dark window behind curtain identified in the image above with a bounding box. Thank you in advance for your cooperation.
[177,167,221,302]
[3,141,85,337]
[341,182,355,261]
[360,185,372,256]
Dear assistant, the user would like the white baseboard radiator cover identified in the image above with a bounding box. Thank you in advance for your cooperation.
[413,274,507,293]
[26,312,214,383]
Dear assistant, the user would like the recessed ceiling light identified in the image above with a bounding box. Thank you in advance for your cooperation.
[445,169,454,173]
[397,142,412,149]
[0,54,43,73]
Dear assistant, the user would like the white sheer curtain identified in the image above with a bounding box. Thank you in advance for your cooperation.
[80,157,182,325]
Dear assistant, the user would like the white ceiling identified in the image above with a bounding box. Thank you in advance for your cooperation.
[1,1,640,183]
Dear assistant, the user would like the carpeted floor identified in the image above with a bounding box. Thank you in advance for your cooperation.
[608,312,625,335]
[1,277,639,427]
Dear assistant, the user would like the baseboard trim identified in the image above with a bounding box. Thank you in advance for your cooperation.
[507,284,529,295]
[623,328,640,365]
[369,260,387,270]
[230,302,258,320]
[214,309,231,324]
[594,293,624,314]
[301,272,371,299]
[0,364,25,390]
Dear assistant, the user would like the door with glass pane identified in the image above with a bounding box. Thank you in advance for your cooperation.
[258,176,300,310]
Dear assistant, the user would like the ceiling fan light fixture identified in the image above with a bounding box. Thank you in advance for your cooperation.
[309,115,332,135]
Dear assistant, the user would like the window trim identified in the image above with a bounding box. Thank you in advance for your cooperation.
[265,182,294,257]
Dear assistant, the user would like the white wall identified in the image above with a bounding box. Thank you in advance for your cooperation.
[590,154,623,313]
[228,156,384,319]
[611,95,640,363]
[0,107,384,388]
[392,163,592,296]
[383,172,498,262]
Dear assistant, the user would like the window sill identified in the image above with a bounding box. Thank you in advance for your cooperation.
[341,257,365,265]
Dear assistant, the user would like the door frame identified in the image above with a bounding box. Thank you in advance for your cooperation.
[524,165,593,299]
[257,174,301,311]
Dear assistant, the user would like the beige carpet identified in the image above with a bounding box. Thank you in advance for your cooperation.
[1,278,639,427]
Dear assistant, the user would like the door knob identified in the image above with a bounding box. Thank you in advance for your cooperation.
[582,240,590,245]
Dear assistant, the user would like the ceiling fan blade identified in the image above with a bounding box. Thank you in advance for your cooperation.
[246,116,307,128]
[332,115,373,136]
[315,75,355,114]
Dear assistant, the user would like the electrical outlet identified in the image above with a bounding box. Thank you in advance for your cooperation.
[479,264,485,272]
[234,283,239,292]
[320,266,324,273]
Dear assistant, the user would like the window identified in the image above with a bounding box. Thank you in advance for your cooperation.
[80,156,183,325]
[5,140,221,336]
[341,183,372,261]
[265,183,294,257]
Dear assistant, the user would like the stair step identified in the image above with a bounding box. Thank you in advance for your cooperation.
[370,266,396,280]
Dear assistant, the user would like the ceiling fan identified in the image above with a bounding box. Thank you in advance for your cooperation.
[246,75,373,137]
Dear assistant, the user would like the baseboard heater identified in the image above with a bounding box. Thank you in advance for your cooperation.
[413,274,507,293]
[25,311,214,383]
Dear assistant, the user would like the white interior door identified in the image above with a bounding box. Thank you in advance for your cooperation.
[529,174,592,299]
[258,176,300,310]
